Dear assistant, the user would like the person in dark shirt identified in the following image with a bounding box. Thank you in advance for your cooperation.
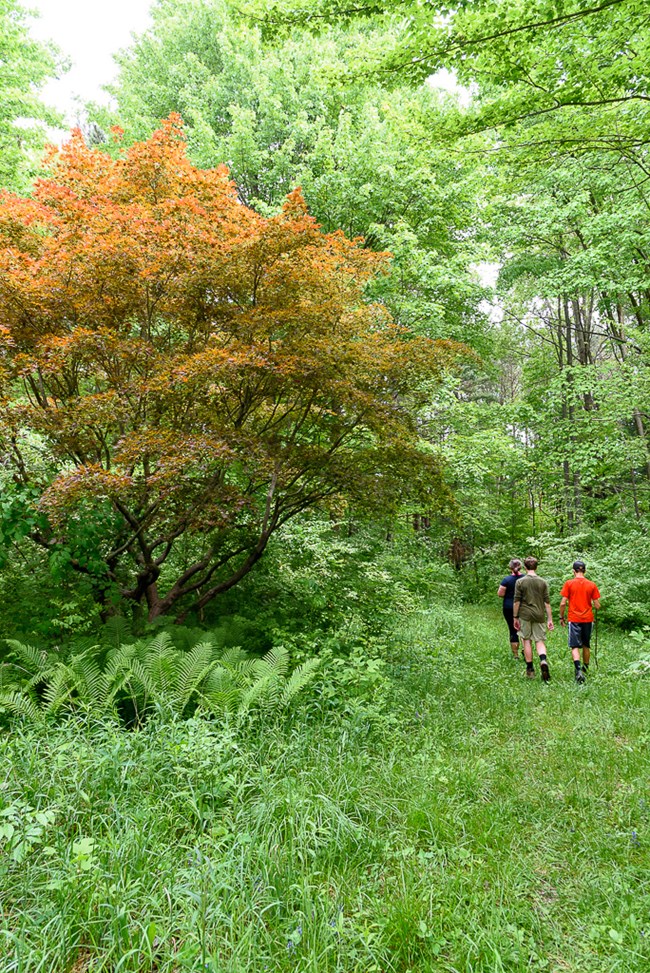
[497,558,524,659]
[514,556,555,681]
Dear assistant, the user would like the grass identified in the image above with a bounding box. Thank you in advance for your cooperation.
[1,605,649,972]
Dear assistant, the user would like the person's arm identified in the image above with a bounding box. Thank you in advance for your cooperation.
[513,599,521,630]
[545,601,555,630]
[497,585,507,598]
[544,582,554,630]
[559,595,568,625]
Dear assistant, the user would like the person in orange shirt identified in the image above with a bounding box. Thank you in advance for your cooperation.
[559,560,601,684]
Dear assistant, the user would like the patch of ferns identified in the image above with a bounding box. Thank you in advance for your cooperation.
[0,632,320,726]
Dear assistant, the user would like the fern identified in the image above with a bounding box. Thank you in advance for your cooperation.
[1,629,321,726]
[140,632,178,698]
[41,666,75,716]
[199,666,242,715]
[5,639,51,677]
[69,650,107,704]
[250,645,290,681]
[102,615,130,650]
[174,641,218,715]
[220,647,255,673]
[282,657,321,707]
[0,690,43,724]
[240,646,290,715]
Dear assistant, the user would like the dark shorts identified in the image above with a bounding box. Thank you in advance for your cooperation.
[569,622,592,649]
[503,604,519,643]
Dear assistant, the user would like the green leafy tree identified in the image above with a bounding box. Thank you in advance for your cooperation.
[0,0,62,190]
[93,0,489,349]
[265,0,649,160]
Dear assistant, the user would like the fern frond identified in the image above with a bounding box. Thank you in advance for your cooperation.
[4,639,49,676]
[258,645,290,680]
[145,631,174,657]
[41,667,76,715]
[0,689,43,723]
[219,647,251,670]
[200,666,242,714]
[247,647,289,687]
[128,659,158,704]
[102,615,130,650]
[69,650,107,704]
[174,642,218,714]
[240,673,278,714]
[142,633,178,696]
[281,657,321,707]
[104,643,138,678]
[240,646,291,713]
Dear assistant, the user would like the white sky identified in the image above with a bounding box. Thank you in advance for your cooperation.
[28,0,154,124]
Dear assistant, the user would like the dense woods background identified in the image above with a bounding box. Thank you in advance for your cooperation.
[2,0,650,638]
[1,3,650,969]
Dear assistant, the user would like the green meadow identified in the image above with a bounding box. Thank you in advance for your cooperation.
[2,607,648,973]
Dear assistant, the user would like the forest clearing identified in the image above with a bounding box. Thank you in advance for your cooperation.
[2,606,649,971]
[1,0,650,969]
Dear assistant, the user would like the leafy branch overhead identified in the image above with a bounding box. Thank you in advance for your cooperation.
[261,0,650,159]
[0,116,459,621]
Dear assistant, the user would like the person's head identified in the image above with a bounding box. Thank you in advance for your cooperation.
[573,560,586,575]
[509,558,522,574]
[523,556,538,571]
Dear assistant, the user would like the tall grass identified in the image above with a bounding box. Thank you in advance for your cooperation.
[1,606,649,972]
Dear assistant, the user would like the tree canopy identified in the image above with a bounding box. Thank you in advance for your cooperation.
[0,117,457,620]
[0,0,62,190]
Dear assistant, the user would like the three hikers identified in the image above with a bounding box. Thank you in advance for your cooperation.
[499,555,601,684]
[497,558,524,659]
[560,560,601,684]
[513,557,554,681]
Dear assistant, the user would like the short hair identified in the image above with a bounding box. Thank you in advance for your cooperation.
[524,556,538,570]
[573,560,586,572]
[509,558,522,571]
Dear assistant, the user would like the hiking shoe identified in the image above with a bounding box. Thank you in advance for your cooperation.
[575,669,586,685]
[525,669,536,679]
[541,664,551,682]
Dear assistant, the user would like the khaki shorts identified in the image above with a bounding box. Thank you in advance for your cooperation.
[519,618,547,642]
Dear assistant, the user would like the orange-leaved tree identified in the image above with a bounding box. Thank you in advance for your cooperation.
[0,116,457,620]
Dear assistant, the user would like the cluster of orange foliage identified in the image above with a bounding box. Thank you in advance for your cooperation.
[0,116,455,619]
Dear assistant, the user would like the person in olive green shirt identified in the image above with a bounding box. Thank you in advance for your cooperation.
[513,556,555,681]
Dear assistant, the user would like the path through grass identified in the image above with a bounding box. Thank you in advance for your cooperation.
[1,606,649,972]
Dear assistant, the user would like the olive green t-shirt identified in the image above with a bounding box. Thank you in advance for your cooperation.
[514,575,550,622]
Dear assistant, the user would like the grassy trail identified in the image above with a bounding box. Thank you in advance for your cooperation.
[386,606,650,972]
[1,605,649,972]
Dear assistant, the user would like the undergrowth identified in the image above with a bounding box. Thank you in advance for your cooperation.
[1,605,649,972]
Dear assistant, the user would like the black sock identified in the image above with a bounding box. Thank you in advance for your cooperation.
[539,654,548,665]
[526,661,534,672]
[574,659,582,672]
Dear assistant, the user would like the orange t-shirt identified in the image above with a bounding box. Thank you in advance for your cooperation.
[560,577,601,622]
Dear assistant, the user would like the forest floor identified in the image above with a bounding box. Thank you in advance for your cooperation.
[1,606,649,972]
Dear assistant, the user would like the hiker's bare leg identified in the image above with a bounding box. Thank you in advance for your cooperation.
[523,639,533,663]
[535,640,547,659]
[582,647,591,668]
[571,647,581,663]
[510,641,519,658]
